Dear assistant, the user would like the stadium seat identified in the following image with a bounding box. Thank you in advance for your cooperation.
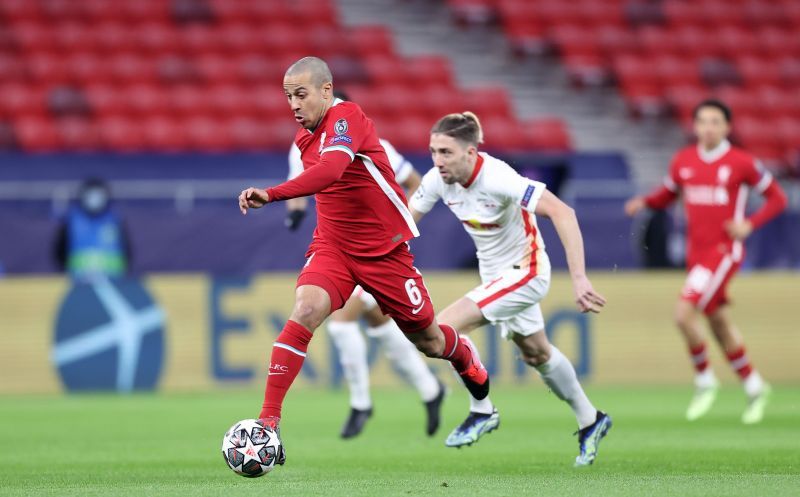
[185,116,232,151]
[737,56,783,88]
[524,118,572,150]
[13,116,62,151]
[0,84,47,117]
[446,0,497,25]
[142,115,188,151]
[56,117,100,150]
[97,115,146,151]
[463,87,514,121]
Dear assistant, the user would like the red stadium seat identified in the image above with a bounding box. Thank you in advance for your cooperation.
[85,84,125,116]
[13,116,62,151]
[124,84,169,117]
[234,54,283,84]
[551,24,599,58]
[0,0,41,22]
[0,54,26,83]
[66,52,107,84]
[503,21,549,56]
[156,55,199,84]
[714,86,760,119]
[109,53,155,84]
[348,27,394,58]
[656,56,701,88]
[250,87,290,118]
[404,56,453,87]
[523,118,572,150]
[227,117,272,150]
[717,26,760,58]
[563,54,610,87]
[639,27,678,57]
[756,27,799,59]
[142,115,188,151]
[757,86,800,120]
[94,23,139,54]
[207,85,250,117]
[27,52,69,84]
[97,116,146,151]
[136,22,181,54]
[779,57,800,89]
[613,54,660,92]
[734,116,783,163]
[0,84,47,117]
[185,116,232,151]
[11,21,56,53]
[463,87,514,120]
[56,117,100,150]
[481,116,526,151]
[52,22,94,53]
[596,25,638,59]
[196,54,238,84]
[737,56,782,88]
[168,85,212,117]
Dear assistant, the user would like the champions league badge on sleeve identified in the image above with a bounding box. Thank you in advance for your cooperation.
[51,278,166,392]
[334,118,348,135]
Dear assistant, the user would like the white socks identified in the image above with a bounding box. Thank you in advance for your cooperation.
[327,321,371,410]
[535,346,597,429]
[694,369,719,390]
[461,335,495,415]
[743,370,765,398]
[368,320,440,402]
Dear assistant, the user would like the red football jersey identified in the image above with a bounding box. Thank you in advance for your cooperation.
[647,140,773,262]
[289,100,419,257]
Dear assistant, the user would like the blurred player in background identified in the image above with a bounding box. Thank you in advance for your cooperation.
[238,57,489,465]
[409,112,611,467]
[284,91,445,440]
[625,99,788,424]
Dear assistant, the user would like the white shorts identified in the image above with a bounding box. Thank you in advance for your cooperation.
[351,285,378,311]
[466,268,550,339]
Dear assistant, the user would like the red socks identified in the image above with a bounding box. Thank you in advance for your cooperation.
[440,324,472,373]
[259,320,314,419]
[727,346,753,379]
[689,343,709,373]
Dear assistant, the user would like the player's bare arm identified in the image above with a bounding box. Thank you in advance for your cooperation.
[534,189,606,313]
[238,187,270,215]
[624,196,646,217]
[402,170,423,199]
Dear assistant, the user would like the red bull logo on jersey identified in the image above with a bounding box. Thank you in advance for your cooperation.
[462,219,502,230]
[684,185,729,206]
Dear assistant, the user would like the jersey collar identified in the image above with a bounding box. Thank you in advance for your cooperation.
[306,98,345,135]
[697,139,731,164]
[462,154,484,188]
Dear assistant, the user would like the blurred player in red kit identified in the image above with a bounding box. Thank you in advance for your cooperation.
[237,57,488,464]
[625,100,787,424]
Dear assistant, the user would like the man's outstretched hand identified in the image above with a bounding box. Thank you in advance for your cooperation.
[238,188,270,215]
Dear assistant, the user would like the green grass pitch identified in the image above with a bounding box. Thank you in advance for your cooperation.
[1,385,798,496]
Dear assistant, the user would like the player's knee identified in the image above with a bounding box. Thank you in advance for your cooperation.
[519,344,550,367]
[291,300,327,330]
[674,303,694,330]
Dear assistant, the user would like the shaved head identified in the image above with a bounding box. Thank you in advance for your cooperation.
[285,56,333,87]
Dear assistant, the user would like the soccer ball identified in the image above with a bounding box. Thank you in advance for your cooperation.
[221,419,282,477]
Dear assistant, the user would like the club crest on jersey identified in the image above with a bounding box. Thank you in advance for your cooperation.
[520,184,536,207]
[334,118,348,135]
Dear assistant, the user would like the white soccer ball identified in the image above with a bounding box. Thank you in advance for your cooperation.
[221,419,282,477]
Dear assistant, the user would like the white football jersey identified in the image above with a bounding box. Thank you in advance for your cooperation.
[288,138,414,184]
[410,152,550,281]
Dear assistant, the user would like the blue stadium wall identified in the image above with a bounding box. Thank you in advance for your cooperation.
[1,151,797,274]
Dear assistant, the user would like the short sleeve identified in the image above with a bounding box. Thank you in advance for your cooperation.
[409,167,442,214]
[664,154,682,192]
[319,104,365,163]
[380,139,413,184]
[742,155,772,193]
[288,143,303,180]
[491,162,547,213]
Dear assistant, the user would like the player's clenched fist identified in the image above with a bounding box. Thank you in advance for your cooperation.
[238,187,270,215]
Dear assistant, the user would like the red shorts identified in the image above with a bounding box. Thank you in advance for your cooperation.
[681,250,741,315]
[296,239,435,333]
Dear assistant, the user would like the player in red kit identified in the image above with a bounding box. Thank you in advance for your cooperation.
[237,57,488,463]
[625,100,787,424]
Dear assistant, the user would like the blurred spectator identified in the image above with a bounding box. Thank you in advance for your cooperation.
[54,178,131,279]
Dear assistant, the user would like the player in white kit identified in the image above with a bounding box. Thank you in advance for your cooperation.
[409,112,611,466]
[284,93,445,439]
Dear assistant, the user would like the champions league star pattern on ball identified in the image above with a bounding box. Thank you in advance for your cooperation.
[221,419,284,478]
